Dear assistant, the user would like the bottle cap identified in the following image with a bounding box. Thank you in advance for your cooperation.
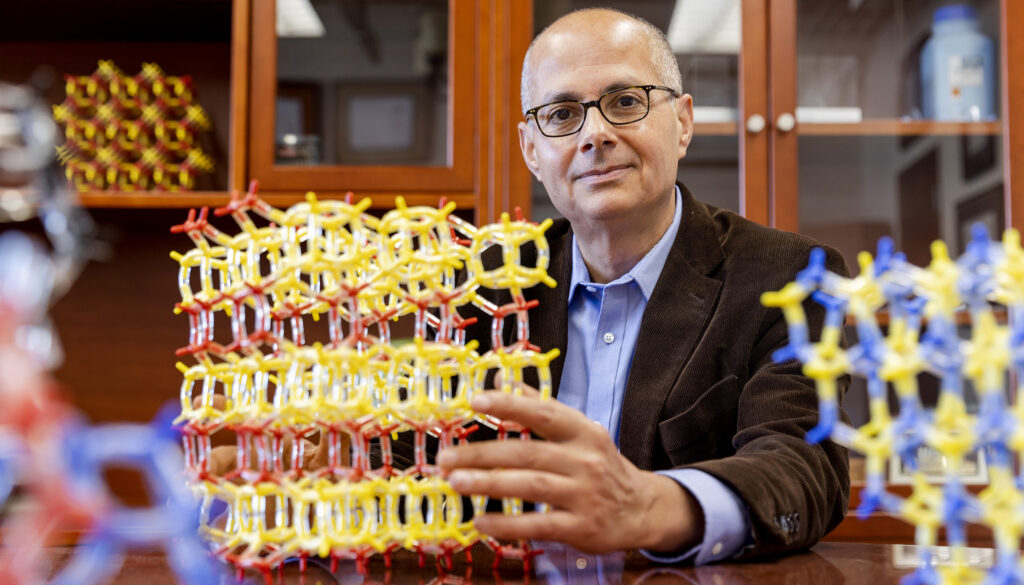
[934,4,977,24]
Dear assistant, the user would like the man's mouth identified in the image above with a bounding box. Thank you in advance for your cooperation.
[575,165,631,181]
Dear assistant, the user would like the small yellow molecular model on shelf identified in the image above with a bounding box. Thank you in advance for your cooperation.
[762,225,1024,585]
[54,60,213,191]
[171,182,559,579]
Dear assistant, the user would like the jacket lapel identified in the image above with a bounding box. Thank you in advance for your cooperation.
[618,186,725,469]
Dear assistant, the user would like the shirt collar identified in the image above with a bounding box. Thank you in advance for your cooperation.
[568,185,684,302]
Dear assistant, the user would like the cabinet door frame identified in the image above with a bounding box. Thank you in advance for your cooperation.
[739,0,771,226]
[1003,0,1024,234]
[766,0,798,233]
[247,0,476,195]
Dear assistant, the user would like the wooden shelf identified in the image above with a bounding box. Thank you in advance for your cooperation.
[75,190,478,210]
[694,121,739,136]
[694,120,1000,137]
[76,191,232,208]
[799,120,1001,136]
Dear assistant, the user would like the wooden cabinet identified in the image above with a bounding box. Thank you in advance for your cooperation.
[8,0,1020,228]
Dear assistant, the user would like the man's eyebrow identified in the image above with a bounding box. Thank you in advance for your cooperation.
[539,82,641,105]
[540,90,582,104]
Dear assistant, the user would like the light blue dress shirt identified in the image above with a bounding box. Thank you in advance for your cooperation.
[556,187,750,565]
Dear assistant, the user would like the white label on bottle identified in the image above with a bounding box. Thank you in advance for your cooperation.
[949,55,985,88]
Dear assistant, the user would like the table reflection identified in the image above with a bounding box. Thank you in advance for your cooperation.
[231,542,848,585]
[46,542,975,584]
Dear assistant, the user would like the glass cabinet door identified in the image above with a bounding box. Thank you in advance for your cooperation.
[529,0,746,222]
[249,0,475,197]
[274,0,449,168]
[777,0,1005,274]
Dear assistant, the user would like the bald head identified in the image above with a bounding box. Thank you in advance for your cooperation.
[520,8,682,114]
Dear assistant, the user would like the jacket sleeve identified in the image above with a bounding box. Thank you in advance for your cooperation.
[684,244,851,559]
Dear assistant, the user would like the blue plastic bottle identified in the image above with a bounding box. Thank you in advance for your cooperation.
[920,4,995,121]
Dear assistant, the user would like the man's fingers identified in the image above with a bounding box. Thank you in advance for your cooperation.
[204,438,328,476]
[470,392,588,442]
[471,510,580,546]
[302,431,348,468]
[439,439,572,474]
[447,468,575,507]
[490,372,542,399]
[191,394,227,410]
[207,445,238,476]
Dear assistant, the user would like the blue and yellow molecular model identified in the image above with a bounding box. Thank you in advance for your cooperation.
[762,226,1024,585]
[171,182,559,578]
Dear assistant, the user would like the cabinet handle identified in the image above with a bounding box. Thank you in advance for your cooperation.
[746,114,766,134]
[776,112,796,133]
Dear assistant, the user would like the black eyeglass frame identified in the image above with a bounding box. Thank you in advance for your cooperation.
[524,84,680,138]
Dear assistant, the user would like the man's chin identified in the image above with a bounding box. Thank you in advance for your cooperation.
[576,197,637,223]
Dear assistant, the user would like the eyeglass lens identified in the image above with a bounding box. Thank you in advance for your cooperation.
[536,87,652,136]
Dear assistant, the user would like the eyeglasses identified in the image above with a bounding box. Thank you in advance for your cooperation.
[525,85,679,138]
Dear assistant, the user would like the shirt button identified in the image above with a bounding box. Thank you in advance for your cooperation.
[603,332,615,343]
[576,557,588,570]
[712,542,723,556]
[586,286,596,292]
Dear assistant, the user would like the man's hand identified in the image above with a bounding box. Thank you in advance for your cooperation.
[437,390,705,554]
[192,395,336,477]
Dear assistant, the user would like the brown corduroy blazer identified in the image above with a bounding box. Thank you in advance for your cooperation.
[459,183,851,559]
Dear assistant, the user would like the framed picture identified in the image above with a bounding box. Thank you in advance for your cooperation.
[960,133,997,182]
[897,149,939,266]
[336,82,433,164]
[277,82,321,137]
[956,184,1005,253]
[888,444,988,485]
[276,82,322,165]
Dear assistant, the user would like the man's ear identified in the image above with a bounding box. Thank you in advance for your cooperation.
[676,93,694,160]
[518,120,542,182]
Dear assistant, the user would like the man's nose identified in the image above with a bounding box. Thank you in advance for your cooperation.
[577,104,615,152]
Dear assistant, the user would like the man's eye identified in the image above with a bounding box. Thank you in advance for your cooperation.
[542,106,580,127]
[549,107,575,121]
[615,96,638,108]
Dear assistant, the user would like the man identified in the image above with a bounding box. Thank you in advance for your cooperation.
[434,8,849,563]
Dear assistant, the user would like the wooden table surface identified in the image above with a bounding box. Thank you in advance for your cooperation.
[40,541,998,584]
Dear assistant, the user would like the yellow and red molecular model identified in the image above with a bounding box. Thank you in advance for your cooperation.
[763,228,1024,585]
[53,60,213,192]
[171,183,559,578]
